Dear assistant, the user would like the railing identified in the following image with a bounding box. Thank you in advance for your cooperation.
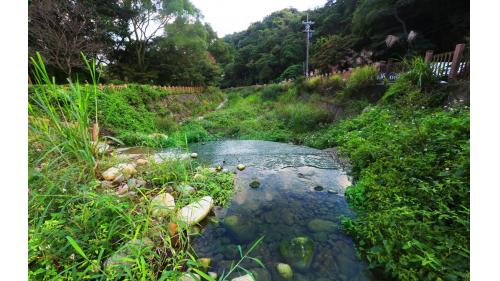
[425,43,469,80]
[97,84,204,94]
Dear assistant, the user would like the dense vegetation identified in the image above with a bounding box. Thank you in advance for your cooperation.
[28,56,262,280]
[28,0,470,280]
[223,0,469,87]
[28,0,469,87]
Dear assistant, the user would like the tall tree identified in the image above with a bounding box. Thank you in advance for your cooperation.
[123,0,198,71]
[28,0,106,78]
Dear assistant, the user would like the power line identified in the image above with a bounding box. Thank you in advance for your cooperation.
[302,14,314,76]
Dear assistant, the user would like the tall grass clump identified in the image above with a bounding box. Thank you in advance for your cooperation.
[29,52,99,177]
[277,103,331,133]
[382,57,441,106]
[344,65,378,97]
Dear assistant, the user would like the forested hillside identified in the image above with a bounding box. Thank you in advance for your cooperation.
[222,0,469,87]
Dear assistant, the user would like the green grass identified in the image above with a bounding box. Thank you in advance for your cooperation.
[304,60,470,280]
[28,55,263,280]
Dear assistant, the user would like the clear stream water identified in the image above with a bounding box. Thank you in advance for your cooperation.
[185,140,373,281]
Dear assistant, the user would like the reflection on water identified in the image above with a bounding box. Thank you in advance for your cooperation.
[186,141,371,280]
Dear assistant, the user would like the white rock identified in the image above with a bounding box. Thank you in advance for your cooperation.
[190,152,198,158]
[102,167,120,181]
[151,193,176,218]
[177,196,214,225]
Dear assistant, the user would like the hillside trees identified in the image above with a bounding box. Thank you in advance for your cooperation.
[222,0,469,86]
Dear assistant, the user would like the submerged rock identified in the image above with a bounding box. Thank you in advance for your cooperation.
[276,263,293,280]
[177,196,214,225]
[250,268,271,281]
[231,274,253,281]
[279,236,315,271]
[151,193,175,218]
[307,219,337,233]
[223,215,256,243]
[249,179,260,188]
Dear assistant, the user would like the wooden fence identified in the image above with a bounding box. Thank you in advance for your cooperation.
[425,43,470,80]
[97,84,204,94]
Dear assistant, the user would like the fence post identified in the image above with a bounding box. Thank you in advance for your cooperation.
[424,50,434,64]
[449,43,465,80]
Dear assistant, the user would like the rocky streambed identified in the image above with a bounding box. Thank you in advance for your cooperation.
[188,140,372,281]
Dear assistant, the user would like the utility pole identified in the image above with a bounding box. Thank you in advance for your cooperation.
[302,14,314,77]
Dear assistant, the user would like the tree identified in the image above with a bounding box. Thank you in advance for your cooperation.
[28,0,106,79]
[123,0,198,71]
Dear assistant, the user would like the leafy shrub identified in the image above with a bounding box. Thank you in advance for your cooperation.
[306,105,470,280]
[279,64,303,81]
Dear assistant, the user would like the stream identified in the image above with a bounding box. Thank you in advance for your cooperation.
[186,140,372,281]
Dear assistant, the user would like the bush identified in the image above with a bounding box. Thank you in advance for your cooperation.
[306,105,470,280]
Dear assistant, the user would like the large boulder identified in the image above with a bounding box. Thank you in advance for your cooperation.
[307,219,337,233]
[177,196,214,225]
[151,193,175,218]
[279,236,315,271]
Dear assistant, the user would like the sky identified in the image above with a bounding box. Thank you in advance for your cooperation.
[190,0,327,37]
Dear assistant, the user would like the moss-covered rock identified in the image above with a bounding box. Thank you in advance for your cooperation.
[279,236,315,271]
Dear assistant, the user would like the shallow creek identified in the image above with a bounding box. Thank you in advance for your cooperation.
[185,140,372,281]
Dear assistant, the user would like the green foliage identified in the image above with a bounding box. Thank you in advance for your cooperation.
[344,66,378,97]
[28,52,98,176]
[277,103,331,133]
[279,64,303,81]
[383,57,440,105]
[261,84,288,100]
[306,103,470,280]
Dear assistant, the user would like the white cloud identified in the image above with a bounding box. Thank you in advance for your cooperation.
[190,0,327,36]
